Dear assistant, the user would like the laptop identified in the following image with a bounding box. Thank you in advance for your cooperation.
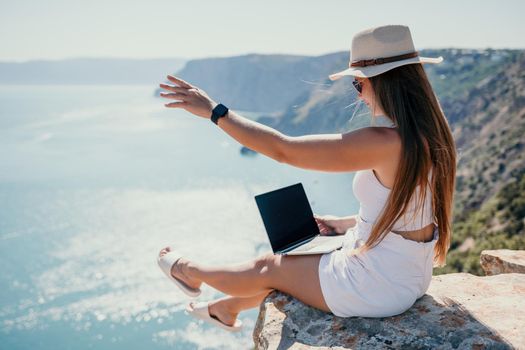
[254,183,346,255]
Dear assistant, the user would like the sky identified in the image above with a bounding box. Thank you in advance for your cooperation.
[1,0,524,62]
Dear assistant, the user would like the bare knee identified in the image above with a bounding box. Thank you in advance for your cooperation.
[253,253,280,282]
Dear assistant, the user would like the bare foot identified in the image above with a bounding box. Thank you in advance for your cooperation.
[190,299,239,327]
[158,247,202,291]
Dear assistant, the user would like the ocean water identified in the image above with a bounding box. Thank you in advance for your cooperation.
[0,85,359,349]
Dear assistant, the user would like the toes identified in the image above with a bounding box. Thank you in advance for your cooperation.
[158,247,170,257]
[187,302,197,313]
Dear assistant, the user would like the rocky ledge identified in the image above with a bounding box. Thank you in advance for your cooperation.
[253,250,525,349]
[480,249,525,275]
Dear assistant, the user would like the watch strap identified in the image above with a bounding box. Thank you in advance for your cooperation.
[211,103,229,125]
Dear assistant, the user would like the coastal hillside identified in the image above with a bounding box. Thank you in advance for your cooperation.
[435,52,525,275]
[171,49,524,275]
[264,49,525,276]
[266,49,522,135]
[169,49,520,133]
[171,52,345,114]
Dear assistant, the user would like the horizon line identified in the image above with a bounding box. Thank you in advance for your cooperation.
[1,47,524,64]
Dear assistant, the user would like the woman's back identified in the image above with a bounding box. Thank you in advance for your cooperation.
[353,124,437,243]
[353,167,436,242]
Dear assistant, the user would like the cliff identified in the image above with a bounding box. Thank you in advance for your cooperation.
[198,49,525,275]
[166,49,525,275]
[171,52,345,114]
[253,250,525,349]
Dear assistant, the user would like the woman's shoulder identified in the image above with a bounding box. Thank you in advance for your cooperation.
[359,126,402,151]
[365,127,402,189]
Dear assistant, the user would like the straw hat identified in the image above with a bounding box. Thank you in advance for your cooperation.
[328,25,443,80]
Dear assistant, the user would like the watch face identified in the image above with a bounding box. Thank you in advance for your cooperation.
[214,104,228,116]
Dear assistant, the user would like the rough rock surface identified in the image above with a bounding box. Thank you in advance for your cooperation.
[253,273,525,349]
[480,249,525,275]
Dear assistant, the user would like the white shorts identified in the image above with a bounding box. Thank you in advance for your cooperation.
[318,216,439,318]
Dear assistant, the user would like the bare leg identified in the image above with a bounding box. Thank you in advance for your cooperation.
[193,290,273,327]
[158,248,330,313]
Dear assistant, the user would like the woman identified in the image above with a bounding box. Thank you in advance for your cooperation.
[157,24,456,331]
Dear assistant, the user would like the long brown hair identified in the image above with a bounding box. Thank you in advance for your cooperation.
[354,63,456,267]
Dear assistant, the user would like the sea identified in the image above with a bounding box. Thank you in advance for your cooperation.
[0,85,363,349]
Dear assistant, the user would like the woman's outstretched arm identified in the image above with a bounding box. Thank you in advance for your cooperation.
[160,75,286,162]
[160,75,400,173]
[215,108,288,163]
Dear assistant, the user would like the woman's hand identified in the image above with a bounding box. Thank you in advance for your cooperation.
[314,214,357,236]
[159,75,218,119]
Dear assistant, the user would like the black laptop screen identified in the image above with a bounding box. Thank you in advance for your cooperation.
[254,183,320,252]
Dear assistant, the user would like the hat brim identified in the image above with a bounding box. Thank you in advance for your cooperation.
[328,56,443,80]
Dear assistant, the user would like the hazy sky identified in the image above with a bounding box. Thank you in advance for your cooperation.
[1,0,524,62]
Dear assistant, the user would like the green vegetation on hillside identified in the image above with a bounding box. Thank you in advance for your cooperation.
[435,168,525,275]
[423,49,522,101]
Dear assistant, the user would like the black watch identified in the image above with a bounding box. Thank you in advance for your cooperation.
[211,103,229,125]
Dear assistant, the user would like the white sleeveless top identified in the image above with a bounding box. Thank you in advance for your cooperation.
[352,168,436,231]
[319,120,439,318]
[351,122,436,231]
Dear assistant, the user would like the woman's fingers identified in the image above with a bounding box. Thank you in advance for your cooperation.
[319,223,338,236]
[159,83,188,94]
[320,229,334,236]
[160,92,187,100]
[314,215,338,236]
[316,219,327,228]
[318,223,331,232]
[167,75,193,88]
[164,101,186,108]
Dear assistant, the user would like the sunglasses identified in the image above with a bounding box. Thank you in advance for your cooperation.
[352,79,363,94]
